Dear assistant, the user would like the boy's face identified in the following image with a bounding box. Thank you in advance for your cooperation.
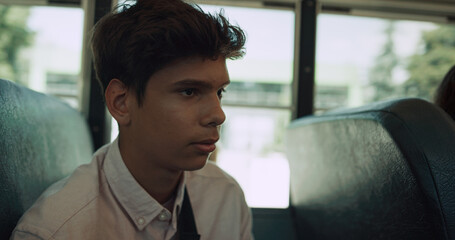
[126,57,229,172]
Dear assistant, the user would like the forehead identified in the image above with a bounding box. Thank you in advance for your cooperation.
[147,56,230,87]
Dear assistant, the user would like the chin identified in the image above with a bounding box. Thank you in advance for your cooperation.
[182,155,209,171]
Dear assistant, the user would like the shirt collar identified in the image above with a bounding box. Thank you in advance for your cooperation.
[103,138,186,231]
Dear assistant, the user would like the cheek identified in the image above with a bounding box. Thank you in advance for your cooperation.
[153,106,196,133]
[139,97,200,133]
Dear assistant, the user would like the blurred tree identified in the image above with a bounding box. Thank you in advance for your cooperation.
[403,25,455,100]
[368,21,399,101]
[0,5,32,84]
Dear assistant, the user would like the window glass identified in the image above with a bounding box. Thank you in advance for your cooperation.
[218,107,291,208]
[315,14,455,113]
[0,5,84,109]
[200,5,295,208]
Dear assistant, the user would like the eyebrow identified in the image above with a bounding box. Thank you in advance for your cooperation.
[172,79,230,89]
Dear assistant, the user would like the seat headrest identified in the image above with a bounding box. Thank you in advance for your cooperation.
[286,98,455,239]
[0,79,93,238]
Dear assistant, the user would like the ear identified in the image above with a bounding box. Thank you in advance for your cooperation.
[105,79,132,126]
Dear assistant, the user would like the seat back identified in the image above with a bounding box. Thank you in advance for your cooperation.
[286,98,455,240]
[0,79,93,238]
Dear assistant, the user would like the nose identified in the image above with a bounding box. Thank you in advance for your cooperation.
[202,94,226,127]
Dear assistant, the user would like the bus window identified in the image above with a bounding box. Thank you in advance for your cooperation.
[111,4,295,209]
[200,5,294,209]
[0,5,84,109]
[315,14,455,113]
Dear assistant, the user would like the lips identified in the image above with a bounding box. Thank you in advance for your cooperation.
[192,138,219,153]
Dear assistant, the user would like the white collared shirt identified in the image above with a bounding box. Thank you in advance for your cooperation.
[10,139,253,240]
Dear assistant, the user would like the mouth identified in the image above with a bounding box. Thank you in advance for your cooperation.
[192,138,219,153]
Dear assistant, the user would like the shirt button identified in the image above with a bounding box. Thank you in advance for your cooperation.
[158,210,171,221]
[137,217,145,225]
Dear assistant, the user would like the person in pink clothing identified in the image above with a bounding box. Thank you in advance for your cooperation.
[11,0,253,239]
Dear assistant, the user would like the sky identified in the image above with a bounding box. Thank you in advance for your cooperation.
[316,14,437,68]
[28,6,84,50]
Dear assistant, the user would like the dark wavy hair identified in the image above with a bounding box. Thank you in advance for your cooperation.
[434,65,455,120]
[91,0,246,105]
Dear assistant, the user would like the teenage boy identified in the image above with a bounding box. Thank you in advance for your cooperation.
[10,0,253,239]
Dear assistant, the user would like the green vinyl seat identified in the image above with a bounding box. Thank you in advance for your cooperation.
[286,98,455,240]
[0,79,93,239]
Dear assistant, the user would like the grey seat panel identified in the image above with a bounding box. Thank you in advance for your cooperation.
[0,79,93,238]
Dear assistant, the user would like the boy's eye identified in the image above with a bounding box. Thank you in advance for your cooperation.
[181,89,194,96]
[217,88,226,99]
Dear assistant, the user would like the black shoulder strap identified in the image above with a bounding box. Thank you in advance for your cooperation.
[177,187,200,240]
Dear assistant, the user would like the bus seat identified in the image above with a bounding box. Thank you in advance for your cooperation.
[0,79,93,239]
[286,98,455,240]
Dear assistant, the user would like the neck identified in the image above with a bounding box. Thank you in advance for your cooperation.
[141,171,182,204]
[118,136,183,204]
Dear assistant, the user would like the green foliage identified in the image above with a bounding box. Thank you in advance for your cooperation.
[369,21,399,101]
[0,5,33,83]
[403,26,455,100]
